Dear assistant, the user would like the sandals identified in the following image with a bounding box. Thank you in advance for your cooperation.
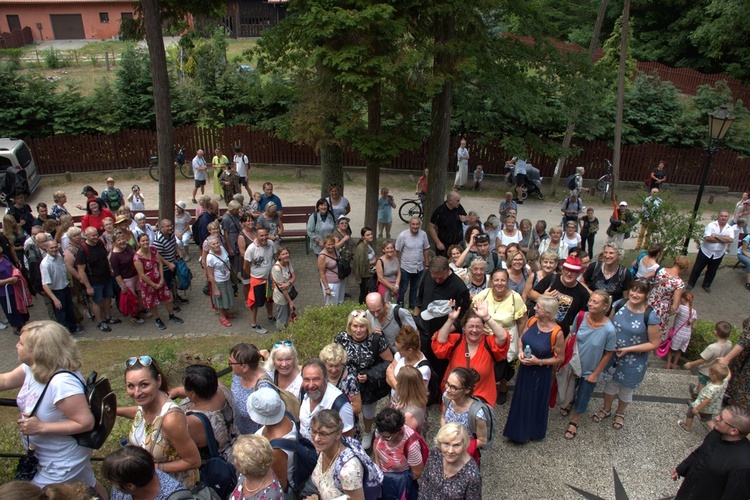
[677,420,691,433]
[592,409,612,423]
[559,404,574,417]
[612,413,625,430]
[219,317,232,327]
[226,313,237,319]
[564,421,578,440]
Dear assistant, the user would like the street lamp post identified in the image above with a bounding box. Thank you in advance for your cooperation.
[682,107,735,254]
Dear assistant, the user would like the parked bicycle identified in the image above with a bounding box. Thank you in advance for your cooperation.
[148,146,191,181]
[399,194,424,223]
[596,159,613,202]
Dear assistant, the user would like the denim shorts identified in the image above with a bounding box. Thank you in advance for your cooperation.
[91,279,115,304]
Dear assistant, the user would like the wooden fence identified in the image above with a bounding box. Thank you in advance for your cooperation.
[25,126,750,191]
[0,27,33,50]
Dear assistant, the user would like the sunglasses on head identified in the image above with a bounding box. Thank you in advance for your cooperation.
[475,234,490,243]
[350,310,368,318]
[274,340,293,348]
[126,356,153,367]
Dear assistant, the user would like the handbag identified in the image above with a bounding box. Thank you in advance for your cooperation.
[273,263,298,300]
[657,316,691,357]
[14,438,38,481]
[216,255,240,286]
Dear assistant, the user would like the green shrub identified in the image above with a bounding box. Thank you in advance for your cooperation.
[90,55,99,68]
[44,48,66,69]
[0,48,22,70]
[683,318,742,362]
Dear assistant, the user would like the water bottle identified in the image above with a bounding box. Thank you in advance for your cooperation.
[524,344,532,360]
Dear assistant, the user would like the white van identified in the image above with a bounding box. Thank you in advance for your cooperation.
[0,138,42,205]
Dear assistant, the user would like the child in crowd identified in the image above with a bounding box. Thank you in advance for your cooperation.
[496,244,508,268]
[473,164,484,191]
[665,292,697,370]
[678,363,730,432]
[250,191,262,220]
[377,187,396,239]
[684,320,733,397]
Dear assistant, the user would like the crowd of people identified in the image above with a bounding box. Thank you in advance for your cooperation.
[1,156,750,499]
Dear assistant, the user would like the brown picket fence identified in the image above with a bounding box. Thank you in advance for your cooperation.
[25,126,750,191]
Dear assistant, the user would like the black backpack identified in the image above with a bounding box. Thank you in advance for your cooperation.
[567,174,577,190]
[186,412,237,499]
[31,371,117,449]
[192,213,205,247]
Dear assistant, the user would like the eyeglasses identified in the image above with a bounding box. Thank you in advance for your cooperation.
[350,310,368,318]
[126,356,153,367]
[310,429,339,438]
[445,382,464,392]
[274,340,293,348]
[716,412,739,430]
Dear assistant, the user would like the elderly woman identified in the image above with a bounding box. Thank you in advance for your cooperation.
[230,434,284,499]
[103,445,186,499]
[317,235,345,305]
[538,226,569,260]
[309,409,381,500]
[205,234,234,327]
[472,268,527,404]
[648,255,688,342]
[264,340,303,398]
[375,240,401,302]
[50,191,70,220]
[229,343,271,435]
[307,198,336,255]
[602,281,660,430]
[418,423,481,500]
[133,233,182,330]
[581,242,632,304]
[353,227,377,303]
[258,201,284,249]
[117,356,201,488]
[175,365,237,461]
[432,298,509,407]
[373,407,425,500]
[99,217,116,253]
[320,342,362,440]
[561,291,617,439]
[504,296,564,443]
[174,201,193,261]
[497,215,522,248]
[0,321,104,495]
[466,258,488,298]
[80,197,115,234]
[114,213,137,249]
[334,310,394,449]
[270,245,296,330]
[562,220,582,249]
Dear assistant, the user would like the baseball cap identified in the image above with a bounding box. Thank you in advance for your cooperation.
[81,185,96,195]
[337,215,350,222]
[619,201,628,207]
[562,255,583,272]
[420,300,452,321]
[247,386,286,426]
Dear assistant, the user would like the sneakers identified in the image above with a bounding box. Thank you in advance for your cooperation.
[268,316,277,323]
[106,317,122,324]
[98,322,112,332]
[139,310,153,318]
[677,420,691,433]
[155,318,167,330]
[71,326,85,335]
[169,315,184,324]
[172,304,182,313]
[0,322,6,330]
[361,430,374,450]
[191,199,198,204]
[183,254,191,262]
[130,317,145,325]
[251,324,268,334]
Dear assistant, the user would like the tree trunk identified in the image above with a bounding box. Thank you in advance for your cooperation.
[319,140,343,199]
[141,0,175,222]
[549,0,609,197]
[425,14,454,241]
[364,86,382,237]
[612,0,630,200]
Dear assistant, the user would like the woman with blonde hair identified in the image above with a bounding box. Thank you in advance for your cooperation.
[418,423,481,499]
[264,340,302,398]
[230,434,283,499]
[257,201,284,249]
[334,310,393,448]
[320,342,362,440]
[55,213,74,250]
[0,321,105,495]
[100,217,116,253]
[50,191,70,220]
[393,365,428,435]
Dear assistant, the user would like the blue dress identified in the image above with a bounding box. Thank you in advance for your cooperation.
[605,300,660,389]
[503,320,555,442]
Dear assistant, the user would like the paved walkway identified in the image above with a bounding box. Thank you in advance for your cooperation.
[0,170,744,498]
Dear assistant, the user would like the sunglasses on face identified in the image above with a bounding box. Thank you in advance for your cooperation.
[126,356,153,367]
[274,340,293,348]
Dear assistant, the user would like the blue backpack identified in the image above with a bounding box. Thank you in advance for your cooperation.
[175,259,193,290]
[333,437,383,500]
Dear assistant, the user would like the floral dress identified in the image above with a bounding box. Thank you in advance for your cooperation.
[229,473,284,500]
[605,300,660,390]
[134,246,172,308]
[648,267,684,340]
[129,399,199,488]
[418,447,481,500]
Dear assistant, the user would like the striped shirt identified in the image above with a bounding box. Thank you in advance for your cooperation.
[152,231,179,267]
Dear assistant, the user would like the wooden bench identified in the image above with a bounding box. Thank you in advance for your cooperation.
[72,205,315,252]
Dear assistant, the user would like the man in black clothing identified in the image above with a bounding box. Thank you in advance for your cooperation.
[7,193,34,233]
[672,405,750,499]
[530,254,589,335]
[195,199,219,247]
[414,256,471,391]
[428,191,467,256]
[77,226,121,332]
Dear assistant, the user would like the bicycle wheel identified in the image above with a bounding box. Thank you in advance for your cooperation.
[596,176,609,192]
[148,162,159,182]
[600,183,610,203]
[179,161,193,179]
[399,200,422,223]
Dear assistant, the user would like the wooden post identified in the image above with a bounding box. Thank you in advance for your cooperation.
[105,51,110,71]
[35,50,39,66]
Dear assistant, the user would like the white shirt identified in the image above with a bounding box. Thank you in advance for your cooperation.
[395,229,430,274]
[244,241,275,279]
[299,383,354,441]
[193,156,207,180]
[206,248,231,282]
[234,153,249,178]
[40,253,70,290]
[700,220,734,259]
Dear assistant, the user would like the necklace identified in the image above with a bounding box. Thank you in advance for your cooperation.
[322,443,343,475]
[241,470,271,496]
